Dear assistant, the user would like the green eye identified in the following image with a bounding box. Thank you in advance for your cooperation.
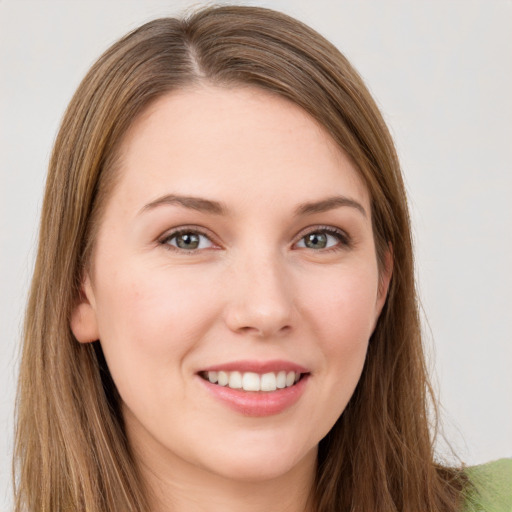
[304,233,328,249]
[175,232,200,249]
[296,229,348,250]
[164,231,214,251]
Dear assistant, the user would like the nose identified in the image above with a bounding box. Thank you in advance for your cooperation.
[223,253,295,338]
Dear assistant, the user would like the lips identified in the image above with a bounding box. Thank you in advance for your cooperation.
[197,360,310,416]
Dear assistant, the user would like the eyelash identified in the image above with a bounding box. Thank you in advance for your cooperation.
[159,225,352,253]
[295,225,352,252]
[159,226,219,253]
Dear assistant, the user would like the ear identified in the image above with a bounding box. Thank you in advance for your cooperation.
[375,244,393,320]
[70,273,99,343]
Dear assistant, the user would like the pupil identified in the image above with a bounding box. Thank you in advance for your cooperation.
[177,233,199,249]
[306,233,327,249]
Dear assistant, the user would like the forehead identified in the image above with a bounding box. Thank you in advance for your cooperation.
[109,85,370,215]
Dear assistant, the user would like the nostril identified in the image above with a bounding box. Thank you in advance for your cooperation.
[237,324,292,337]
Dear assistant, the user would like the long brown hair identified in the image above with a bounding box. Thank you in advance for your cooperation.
[14,5,467,511]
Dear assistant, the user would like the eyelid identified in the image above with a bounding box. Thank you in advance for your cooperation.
[293,225,352,250]
[158,225,221,251]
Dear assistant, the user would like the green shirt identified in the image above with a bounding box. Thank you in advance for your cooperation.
[464,459,512,511]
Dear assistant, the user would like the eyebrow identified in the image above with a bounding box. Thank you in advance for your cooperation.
[140,194,227,215]
[139,193,367,218]
[295,196,367,218]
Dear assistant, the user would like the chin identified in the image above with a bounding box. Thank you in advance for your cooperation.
[197,437,317,483]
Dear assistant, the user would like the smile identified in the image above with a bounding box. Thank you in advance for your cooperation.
[200,370,303,392]
[197,362,311,416]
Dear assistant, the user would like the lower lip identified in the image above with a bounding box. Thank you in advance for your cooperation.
[198,375,310,417]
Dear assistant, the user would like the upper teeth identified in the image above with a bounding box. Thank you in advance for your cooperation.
[204,371,301,392]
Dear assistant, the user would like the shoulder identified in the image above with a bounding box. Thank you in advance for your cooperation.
[463,458,512,512]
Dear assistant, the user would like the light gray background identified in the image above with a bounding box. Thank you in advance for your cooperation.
[1,0,511,509]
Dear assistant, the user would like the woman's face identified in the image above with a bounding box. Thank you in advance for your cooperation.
[72,86,390,483]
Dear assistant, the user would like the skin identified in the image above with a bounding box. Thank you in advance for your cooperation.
[71,85,392,512]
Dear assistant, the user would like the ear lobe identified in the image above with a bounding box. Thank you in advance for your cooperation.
[70,275,99,344]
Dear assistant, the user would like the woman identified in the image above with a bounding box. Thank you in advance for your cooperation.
[13,5,510,512]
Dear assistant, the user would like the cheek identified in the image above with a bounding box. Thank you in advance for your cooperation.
[91,263,220,403]
[298,264,378,413]
[95,262,218,343]
[301,263,379,346]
